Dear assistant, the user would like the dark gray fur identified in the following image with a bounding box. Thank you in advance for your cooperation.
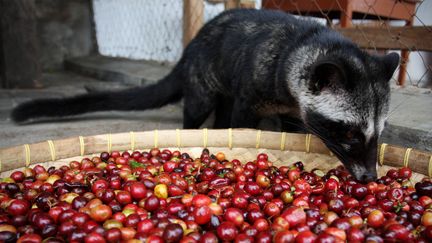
[11,9,400,182]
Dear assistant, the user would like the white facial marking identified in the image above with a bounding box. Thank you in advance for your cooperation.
[299,90,359,123]
[286,46,362,124]
[341,143,351,151]
[350,163,368,178]
[286,45,324,87]
[377,116,387,135]
[363,117,375,144]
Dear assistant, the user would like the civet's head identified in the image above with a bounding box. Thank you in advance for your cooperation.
[286,44,399,182]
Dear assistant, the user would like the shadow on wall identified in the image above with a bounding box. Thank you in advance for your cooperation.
[35,0,96,71]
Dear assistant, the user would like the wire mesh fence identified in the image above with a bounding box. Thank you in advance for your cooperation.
[92,0,184,63]
[262,0,432,88]
[92,0,431,88]
[92,0,225,63]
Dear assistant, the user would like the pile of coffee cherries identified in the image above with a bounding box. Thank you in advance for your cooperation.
[0,148,431,242]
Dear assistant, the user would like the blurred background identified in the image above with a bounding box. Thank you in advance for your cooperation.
[0,0,431,151]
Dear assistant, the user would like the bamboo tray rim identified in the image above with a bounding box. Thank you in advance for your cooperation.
[0,129,431,178]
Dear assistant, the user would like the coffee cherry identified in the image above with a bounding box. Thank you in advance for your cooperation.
[217,221,238,241]
[368,210,385,228]
[0,149,430,242]
[162,223,183,243]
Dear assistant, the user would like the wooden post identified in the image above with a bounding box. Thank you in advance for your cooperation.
[240,0,256,9]
[183,0,204,47]
[397,18,414,86]
[336,26,432,52]
[0,0,40,88]
[225,0,240,9]
[340,1,352,28]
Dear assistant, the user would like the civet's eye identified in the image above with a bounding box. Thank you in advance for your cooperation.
[346,130,354,140]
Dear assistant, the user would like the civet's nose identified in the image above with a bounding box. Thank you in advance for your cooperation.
[359,172,376,183]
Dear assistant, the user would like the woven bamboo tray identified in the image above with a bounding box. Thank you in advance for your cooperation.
[0,129,431,182]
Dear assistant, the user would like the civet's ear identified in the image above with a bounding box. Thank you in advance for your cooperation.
[382,52,400,81]
[309,60,346,94]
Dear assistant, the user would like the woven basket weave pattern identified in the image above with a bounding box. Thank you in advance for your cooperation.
[0,129,430,182]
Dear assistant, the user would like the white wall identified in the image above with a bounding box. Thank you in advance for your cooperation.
[93,0,225,62]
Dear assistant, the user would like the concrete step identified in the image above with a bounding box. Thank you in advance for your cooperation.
[0,71,183,148]
[65,55,173,86]
[382,86,432,151]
